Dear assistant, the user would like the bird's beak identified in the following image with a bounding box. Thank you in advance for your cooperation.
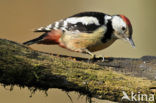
[126,37,135,48]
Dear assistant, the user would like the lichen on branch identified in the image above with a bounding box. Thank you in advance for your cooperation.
[0,39,155,102]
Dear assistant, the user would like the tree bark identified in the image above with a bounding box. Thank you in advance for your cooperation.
[0,38,155,102]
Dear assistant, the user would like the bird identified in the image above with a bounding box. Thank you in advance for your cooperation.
[23,11,135,60]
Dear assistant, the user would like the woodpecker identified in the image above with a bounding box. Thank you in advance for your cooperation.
[23,12,135,60]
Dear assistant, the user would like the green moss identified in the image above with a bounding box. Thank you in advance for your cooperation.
[0,39,155,102]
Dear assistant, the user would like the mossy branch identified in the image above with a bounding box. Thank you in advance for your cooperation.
[0,39,155,102]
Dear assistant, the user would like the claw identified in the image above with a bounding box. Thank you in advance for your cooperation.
[82,49,105,61]
[90,54,105,61]
[94,55,105,61]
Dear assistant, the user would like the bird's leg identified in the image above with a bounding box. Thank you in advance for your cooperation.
[82,49,104,61]
[82,48,95,58]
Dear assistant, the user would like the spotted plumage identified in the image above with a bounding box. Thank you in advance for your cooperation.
[23,11,135,60]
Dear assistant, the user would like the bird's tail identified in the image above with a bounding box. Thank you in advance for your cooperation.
[23,33,47,46]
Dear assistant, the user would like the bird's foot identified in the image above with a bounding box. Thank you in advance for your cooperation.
[89,54,105,62]
[94,55,105,61]
[95,55,105,61]
[82,49,105,62]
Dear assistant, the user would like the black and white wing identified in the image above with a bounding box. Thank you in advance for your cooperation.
[34,12,111,33]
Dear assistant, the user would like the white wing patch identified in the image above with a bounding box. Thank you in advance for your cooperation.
[65,17,100,25]
[104,15,112,24]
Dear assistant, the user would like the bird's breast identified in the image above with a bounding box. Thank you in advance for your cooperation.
[59,26,115,52]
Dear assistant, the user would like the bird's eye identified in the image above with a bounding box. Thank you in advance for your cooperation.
[122,27,126,31]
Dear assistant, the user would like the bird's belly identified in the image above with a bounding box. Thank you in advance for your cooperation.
[59,26,115,52]
[87,39,116,52]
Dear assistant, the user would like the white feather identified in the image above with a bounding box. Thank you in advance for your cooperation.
[112,16,126,30]
[45,24,52,30]
[104,15,112,24]
[65,17,100,25]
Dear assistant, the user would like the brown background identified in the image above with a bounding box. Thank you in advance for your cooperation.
[0,0,156,103]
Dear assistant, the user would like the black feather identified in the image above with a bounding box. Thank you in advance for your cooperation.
[101,20,114,43]
[71,12,107,25]
[23,33,47,46]
[34,29,51,32]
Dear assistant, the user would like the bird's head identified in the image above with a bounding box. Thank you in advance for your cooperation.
[111,15,135,48]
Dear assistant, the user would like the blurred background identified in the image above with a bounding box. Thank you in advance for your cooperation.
[0,0,155,103]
